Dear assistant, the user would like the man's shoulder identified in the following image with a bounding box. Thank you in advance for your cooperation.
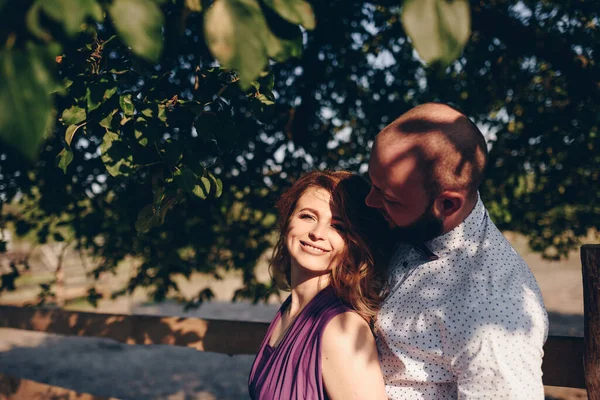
[449,212,530,271]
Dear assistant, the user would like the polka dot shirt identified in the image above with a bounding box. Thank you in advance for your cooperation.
[376,195,549,399]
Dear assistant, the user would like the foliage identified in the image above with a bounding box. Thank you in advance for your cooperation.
[401,0,471,65]
[1,0,598,306]
[0,0,320,302]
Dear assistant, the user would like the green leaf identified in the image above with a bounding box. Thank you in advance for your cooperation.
[188,162,205,176]
[109,0,164,62]
[207,172,223,198]
[156,196,176,224]
[265,29,303,62]
[256,93,275,106]
[26,2,52,41]
[192,177,211,199]
[185,0,202,12]
[401,0,471,66]
[0,45,58,161]
[99,109,118,129]
[134,129,149,146]
[135,204,160,233]
[200,176,211,192]
[119,94,135,116]
[61,106,86,125]
[64,124,84,147]
[40,0,104,36]
[262,72,275,91]
[249,81,260,92]
[153,185,166,208]
[62,78,74,90]
[175,166,197,192]
[204,0,270,88]
[134,116,155,147]
[262,0,315,30]
[140,107,154,118]
[157,104,168,124]
[100,131,134,176]
[56,148,74,173]
[87,82,118,112]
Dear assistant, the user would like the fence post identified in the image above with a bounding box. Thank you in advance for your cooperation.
[582,244,600,399]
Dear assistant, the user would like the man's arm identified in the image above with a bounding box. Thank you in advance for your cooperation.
[451,320,546,399]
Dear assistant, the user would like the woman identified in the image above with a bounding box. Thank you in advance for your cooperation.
[248,171,392,400]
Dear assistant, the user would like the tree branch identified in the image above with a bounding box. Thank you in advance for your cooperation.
[365,0,599,102]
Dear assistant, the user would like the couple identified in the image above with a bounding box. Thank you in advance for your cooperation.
[248,103,549,399]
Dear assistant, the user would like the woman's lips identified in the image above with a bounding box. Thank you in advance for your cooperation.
[299,240,330,253]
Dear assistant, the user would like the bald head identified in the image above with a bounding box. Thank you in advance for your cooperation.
[375,103,488,200]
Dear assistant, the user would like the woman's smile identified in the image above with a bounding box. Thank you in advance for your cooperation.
[299,240,331,254]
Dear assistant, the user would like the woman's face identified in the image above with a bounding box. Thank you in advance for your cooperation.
[285,186,346,277]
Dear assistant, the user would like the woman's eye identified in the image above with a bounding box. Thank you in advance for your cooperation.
[331,223,346,232]
[299,213,315,220]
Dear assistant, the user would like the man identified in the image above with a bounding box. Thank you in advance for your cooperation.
[366,103,548,399]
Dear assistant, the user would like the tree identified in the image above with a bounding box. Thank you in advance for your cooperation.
[0,0,597,306]
[263,0,599,259]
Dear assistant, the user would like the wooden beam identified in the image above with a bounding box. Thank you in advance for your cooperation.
[0,373,115,400]
[0,305,269,355]
[582,244,600,398]
[0,304,590,388]
[542,335,585,389]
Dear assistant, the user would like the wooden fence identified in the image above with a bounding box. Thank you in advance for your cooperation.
[0,245,598,399]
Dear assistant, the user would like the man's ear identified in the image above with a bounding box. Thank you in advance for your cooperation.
[434,191,465,218]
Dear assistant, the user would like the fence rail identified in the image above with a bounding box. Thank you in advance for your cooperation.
[0,245,598,398]
[0,303,587,389]
[0,305,269,355]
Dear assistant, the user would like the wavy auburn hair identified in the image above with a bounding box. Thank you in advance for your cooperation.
[270,171,393,323]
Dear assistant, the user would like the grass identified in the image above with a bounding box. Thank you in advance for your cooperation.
[15,272,54,288]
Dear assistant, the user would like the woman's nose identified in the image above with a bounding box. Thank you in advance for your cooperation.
[309,223,327,240]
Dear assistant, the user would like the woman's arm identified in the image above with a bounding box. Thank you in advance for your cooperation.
[321,312,388,400]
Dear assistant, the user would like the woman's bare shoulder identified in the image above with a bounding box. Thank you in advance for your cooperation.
[321,311,387,400]
[322,311,374,355]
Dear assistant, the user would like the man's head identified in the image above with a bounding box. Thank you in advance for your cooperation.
[366,103,488,243]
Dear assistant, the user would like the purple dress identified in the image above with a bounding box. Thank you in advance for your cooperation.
[248,285,352,399]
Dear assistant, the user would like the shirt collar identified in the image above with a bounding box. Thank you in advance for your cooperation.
[421,193,486,259]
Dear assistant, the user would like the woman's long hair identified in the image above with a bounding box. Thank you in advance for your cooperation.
[270,171,393,323]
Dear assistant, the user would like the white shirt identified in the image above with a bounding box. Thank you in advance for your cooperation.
[376,195,549,399]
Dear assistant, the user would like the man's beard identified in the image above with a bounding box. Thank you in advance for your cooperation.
[392,202,444,244]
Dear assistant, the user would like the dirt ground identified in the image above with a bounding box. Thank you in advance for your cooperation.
[0,234,591,399]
